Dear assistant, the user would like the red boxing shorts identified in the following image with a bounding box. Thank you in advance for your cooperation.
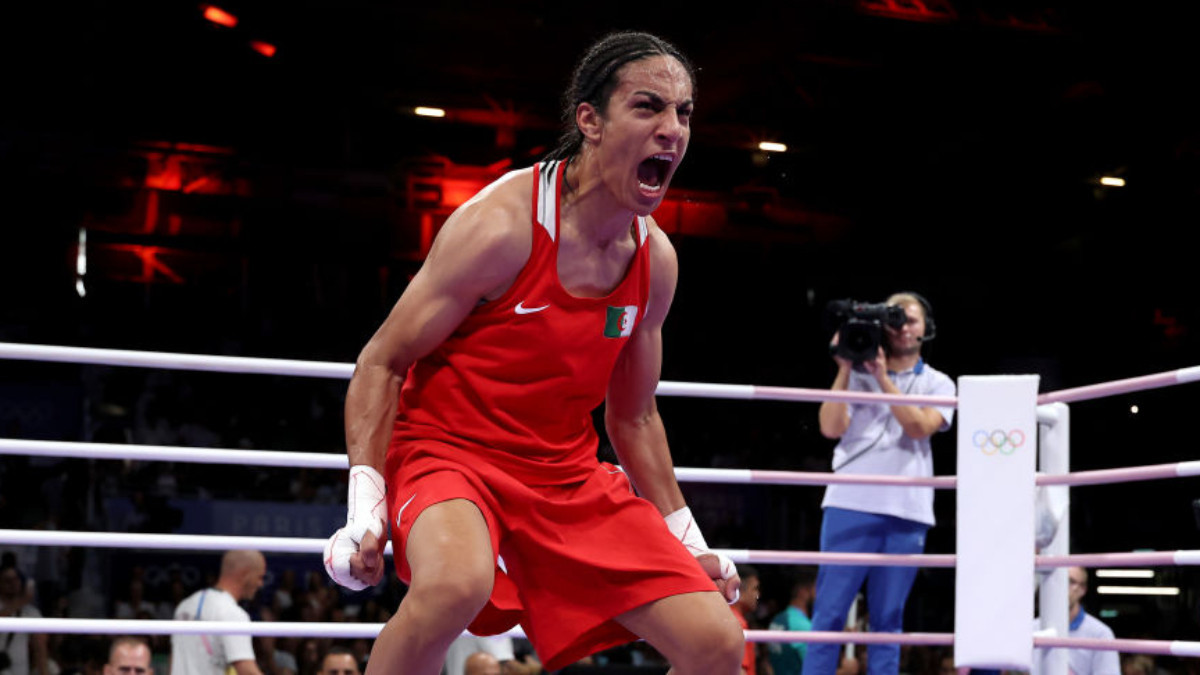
[385,443,716,670]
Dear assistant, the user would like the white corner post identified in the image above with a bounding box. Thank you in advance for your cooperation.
[1037,402,1071,675]
[954,375,1040,670]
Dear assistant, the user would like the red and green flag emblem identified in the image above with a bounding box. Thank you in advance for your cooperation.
[604,305,638,338]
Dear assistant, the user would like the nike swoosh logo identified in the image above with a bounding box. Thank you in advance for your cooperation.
[515,301,549,315]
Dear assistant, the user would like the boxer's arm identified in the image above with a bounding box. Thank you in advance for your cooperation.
[345,192,530,473]
[604,224,682,514]
[327,175,531,590]
[604,224,740,603]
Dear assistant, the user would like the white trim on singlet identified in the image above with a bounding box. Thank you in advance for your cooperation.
[536,160,649,247]
[536,160,560,241]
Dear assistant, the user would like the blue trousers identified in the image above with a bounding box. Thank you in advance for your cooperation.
[800,507,929,675]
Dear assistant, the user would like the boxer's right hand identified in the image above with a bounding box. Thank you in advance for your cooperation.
[324,465,387,591]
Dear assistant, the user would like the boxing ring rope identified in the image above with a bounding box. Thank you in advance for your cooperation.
[2,616,1200,658]
[8,437,1200,488]
[0,342,955,407]
[3,526,1198,571]
[3,341,1200,663]
[0,438,959,488]
[3,340,1196,405]
[1038,366,1200,405]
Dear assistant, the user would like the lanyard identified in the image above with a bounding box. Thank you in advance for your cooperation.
[195,589,215,657]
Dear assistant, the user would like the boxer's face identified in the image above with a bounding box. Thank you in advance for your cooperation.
[580,54,693,216]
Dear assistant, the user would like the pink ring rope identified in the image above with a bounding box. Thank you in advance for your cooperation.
[5,439,1198,489]
[2,528,1196,571]
[3,618,1200,658]
[1037,365,1200,405]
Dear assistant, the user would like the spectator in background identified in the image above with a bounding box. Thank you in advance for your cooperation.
[1033,567,1119,675]
[255,606,297,675]
[114,580,156,620]
[103,637,152,675]
[462,653,500,675]
[1,562,48,675]
[768,568,817,675]
[170,550,266,675]
[442,636,538,675]
[732,565,761,675]
[316,648,359,675]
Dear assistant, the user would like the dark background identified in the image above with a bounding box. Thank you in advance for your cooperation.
[1,0,1198,658]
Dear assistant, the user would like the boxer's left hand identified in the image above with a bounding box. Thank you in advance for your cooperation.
[665,506,741,604]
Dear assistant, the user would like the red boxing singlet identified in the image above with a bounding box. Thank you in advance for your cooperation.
[390,160,651,485]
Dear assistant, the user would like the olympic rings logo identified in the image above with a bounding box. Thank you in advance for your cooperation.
[972,429,1026,456]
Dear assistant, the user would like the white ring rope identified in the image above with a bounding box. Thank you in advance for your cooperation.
[1035,461,1200,486]
[1038,365,1200,405]
[0,617,386,639]
[2,618,1200,657]
[4,528,1195,571]
[4,340,1198,405]
[0,438,953,487]
[0,342,354,379]
[0,438,349,470]
[0,529,351,555]
[7,438,1199,489]
[0,341,953,407]
[0,617,937,647]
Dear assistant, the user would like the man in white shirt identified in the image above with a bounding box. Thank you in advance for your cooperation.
[170,550,267,675]
[443,637,512,675]
[442,636,541,675]
[1056,567,1120,675]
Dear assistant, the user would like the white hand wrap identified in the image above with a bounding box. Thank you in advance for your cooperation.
[323,465,387,591]
[664,506,739,604]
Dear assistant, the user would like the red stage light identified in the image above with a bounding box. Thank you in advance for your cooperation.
[201,5,238,28]
[250,41,277,58]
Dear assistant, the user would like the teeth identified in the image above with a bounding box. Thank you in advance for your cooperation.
[651,154,674,162]
[639,182,663,191]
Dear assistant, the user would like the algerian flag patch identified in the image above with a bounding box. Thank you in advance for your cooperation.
[604,305,638,338]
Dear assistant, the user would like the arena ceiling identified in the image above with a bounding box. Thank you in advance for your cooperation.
[8,0,1199,188]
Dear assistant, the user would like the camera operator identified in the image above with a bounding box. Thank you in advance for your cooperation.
[803,292,956,675]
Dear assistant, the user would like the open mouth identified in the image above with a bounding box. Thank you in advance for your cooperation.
[637,154,674,191]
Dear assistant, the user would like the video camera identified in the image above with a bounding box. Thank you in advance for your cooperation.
[825,299,908,364]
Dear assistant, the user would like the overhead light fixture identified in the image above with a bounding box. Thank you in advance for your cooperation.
[415,107,446,118]
[758,142,787,153]
[1100,176,1126,187]
[1096,586,1179,596]
[201,4,238,28]
[1095,569,1153,579]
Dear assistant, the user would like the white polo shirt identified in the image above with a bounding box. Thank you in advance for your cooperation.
[821,360,955,526]
[171,588,255,675]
